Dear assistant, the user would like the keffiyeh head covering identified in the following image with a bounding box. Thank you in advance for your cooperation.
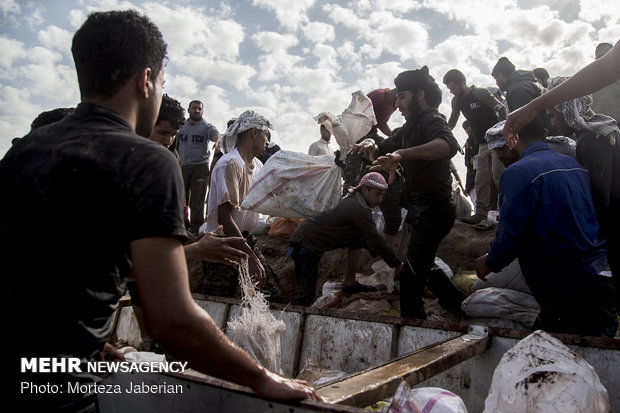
[547,77,618,144]
[348,172,388,195]
[220,110,273,154]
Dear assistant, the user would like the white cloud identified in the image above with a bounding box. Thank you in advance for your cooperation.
[37,26,73,55]
[253,31,299,52]
[0,37,27,70]
[0,0,19,16]
[302,21,335,43]
[251,0,315,30]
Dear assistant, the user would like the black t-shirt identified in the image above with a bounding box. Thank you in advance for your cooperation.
[378,108,460,210]
[456,87,499,144]
[1,103,187,406]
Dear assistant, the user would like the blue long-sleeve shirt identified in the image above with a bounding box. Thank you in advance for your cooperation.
[486,141,608,307]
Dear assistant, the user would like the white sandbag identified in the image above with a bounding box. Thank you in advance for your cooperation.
[240,150,343,218]
[386,380,468,413]
[472,259,531,294]
[461,287,540,328]
[241,91,375,218]
[484,330,611,413]
[315,90,376,154]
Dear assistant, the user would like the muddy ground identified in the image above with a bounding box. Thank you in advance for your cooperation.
[190,220,496,304]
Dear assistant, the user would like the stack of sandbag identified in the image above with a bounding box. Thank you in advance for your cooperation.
[484,330,611,413]
[241,91,376,219]
[461,260,540,329]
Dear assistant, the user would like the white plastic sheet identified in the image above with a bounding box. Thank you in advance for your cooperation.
[484,330,611,413]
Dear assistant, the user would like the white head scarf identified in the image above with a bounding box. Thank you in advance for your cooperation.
[220,110,273,154]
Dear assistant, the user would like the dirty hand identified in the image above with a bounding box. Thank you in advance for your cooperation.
[475,254,491,281]
[190,226,248,266]
[248,251,267,288]
[100,342,126,362]
[370,152,402,184]
[349,138,377,161]
[503,105,538,149]
[253,369,323,401]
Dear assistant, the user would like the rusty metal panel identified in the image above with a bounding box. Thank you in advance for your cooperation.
[299,315,393,374]
[397,325,462,355]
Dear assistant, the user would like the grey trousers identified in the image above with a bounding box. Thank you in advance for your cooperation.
[474,143,505,215]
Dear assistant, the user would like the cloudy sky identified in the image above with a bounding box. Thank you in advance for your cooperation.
[1,0,619,182]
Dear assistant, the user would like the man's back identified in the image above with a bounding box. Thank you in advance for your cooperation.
[1,103,186,360]
[488,142,607,302]
[504,70,542,111]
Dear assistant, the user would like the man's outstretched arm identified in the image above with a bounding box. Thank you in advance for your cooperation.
[130,236,320,401]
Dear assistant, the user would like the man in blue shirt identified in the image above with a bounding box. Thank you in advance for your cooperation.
[475,118,617,337]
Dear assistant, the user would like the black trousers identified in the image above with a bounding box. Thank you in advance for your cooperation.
[400,200,465,318]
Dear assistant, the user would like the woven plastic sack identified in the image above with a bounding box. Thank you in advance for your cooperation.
[472,259,531,294]
[461,287,540,328]
[240,150,342,218]
[382,381,468,413]
[315,90,376,155]
[484,330,611,413]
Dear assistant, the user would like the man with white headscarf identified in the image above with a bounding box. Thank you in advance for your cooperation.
[546,76,620,309]
[204,110,282,301]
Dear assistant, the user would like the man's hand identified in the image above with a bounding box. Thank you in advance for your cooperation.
[349,138,378,162]
[185,225,248,265]
[475,254,492,281]
[503,105,538,149]
[248,250,266,288]
[253,369,322,401]
[370,152,402,184]
[100,342,126,362]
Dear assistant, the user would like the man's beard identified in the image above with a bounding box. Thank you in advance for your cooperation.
[190,112,202,121]
[405,97,421,122]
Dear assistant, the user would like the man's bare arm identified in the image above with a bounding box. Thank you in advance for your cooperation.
[131,237,319,400]
[217,202,266,286]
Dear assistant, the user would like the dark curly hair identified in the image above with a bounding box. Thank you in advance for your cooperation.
[71,10,167,99]
[157,94,185,129]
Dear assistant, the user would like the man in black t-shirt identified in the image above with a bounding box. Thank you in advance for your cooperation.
[1,10,319,411]
[352,66,467,319]
[444,69,506,224]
